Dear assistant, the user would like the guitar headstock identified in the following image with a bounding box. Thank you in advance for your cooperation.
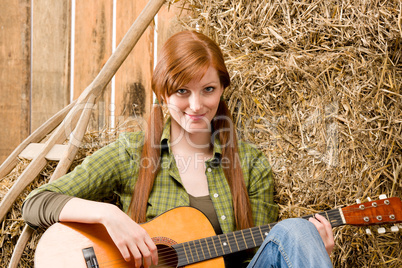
[341,196,402,227]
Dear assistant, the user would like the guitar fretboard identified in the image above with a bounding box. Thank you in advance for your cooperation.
[173,208,344,266]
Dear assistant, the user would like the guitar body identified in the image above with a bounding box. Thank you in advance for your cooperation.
[35,207,225,268]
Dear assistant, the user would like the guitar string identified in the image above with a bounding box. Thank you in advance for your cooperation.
[149,210,343,259]
[122,210,346,266]
[157,202,396,266]
[132,204,387,266]
[147,203,393,266]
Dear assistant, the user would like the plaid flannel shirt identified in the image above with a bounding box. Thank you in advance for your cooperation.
[27,119,278,234]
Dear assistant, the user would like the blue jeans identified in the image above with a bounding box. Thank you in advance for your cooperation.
[247,218,333,268]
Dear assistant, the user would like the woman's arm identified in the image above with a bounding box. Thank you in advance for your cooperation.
[59,197,158,268]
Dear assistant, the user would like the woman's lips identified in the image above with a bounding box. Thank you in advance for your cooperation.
[185,113,206,121]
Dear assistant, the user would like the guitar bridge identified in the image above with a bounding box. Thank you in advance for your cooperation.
[82,247,99,268]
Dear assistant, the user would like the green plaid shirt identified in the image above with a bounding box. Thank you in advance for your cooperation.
[28,119,278,234]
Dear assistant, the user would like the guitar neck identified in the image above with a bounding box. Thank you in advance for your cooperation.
[173,208,345,266]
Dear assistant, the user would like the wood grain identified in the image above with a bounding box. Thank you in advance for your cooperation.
[114,0,153,132]
[73,0,113,131]
[0,0,31,164]
[31,0,71,132]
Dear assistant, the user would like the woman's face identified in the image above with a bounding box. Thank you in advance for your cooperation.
[165,66,223,135]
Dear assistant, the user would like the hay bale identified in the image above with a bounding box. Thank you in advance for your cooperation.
[179,0,402,267]
[1,0,401,267]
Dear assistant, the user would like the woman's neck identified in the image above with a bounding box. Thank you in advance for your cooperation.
[170,121,213,156]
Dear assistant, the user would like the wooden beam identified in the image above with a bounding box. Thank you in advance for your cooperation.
[50,95,96,181]
[73,0,113,131]
[114,0,154,132]
[31,0,71,132]
[0,0,30,165]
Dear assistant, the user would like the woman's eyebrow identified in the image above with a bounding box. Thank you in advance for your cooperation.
[201,81,219,87]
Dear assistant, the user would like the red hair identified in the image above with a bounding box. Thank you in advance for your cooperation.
[128,31,253,230]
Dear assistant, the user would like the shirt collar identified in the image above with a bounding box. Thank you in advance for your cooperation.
[160,117,171,147]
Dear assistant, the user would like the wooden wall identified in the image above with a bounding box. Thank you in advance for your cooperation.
[0,1,186,164]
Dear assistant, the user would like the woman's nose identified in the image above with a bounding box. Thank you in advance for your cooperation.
[189,94,202,112]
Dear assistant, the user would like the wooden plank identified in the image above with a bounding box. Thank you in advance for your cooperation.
[114,0,154,132]
[156,2,188,60]
[19,143,69,161]
[31,0,71,132]
[0,0,31,165]
[73,0,113,131]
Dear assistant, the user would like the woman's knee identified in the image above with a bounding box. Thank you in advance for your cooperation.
[270,218,319,242]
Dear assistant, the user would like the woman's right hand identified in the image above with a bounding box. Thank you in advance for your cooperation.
[100,203,158,267]
[59,198,158,268]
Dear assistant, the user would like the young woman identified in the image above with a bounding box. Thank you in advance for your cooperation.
[23,30,334,267]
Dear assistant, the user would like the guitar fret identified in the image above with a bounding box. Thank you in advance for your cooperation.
[240,230,248,249]
[250,227,258,247]
[233,231,240,251]
[258,226,264,242]
[192,240,200,262]
[217,235,226,255]
[204,237,212,258]
[198,238,210,261]
[198,239,206,260]
[259,225,271,241]
[181,243,190,265]
[251,226,267,246]
[186,241,195,263]
[249,228,257,247]
[211,236,219,257]
[224,233,232,253]
[213,235,225,257]
[236,230,248,251]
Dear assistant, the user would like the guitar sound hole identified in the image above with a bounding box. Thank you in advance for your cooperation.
[150,244,178,268]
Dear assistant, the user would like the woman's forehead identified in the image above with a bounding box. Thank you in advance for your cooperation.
[182,66,220,88]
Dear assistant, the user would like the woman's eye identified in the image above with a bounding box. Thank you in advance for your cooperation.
[205,86,215,93]
[176,89,187,94]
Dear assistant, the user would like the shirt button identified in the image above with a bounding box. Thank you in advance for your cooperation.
[213,193,219,198]
[207,167,212,173]
[221,215,226,220]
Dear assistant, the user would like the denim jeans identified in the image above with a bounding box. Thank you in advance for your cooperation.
[247,218,333,268]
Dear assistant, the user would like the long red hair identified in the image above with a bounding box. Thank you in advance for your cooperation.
[128,31,253,230]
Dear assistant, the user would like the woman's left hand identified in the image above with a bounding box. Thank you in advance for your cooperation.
[309,214,335,256]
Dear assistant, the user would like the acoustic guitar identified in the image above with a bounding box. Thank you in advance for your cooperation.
[34,196,402,267]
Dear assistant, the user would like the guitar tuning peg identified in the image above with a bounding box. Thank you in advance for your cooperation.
[379,194,387,200]
[367,197,372,201]
[391,226,399,232]
[365,228,372,235]
[356,199,361,204]
[377,227,386,234]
